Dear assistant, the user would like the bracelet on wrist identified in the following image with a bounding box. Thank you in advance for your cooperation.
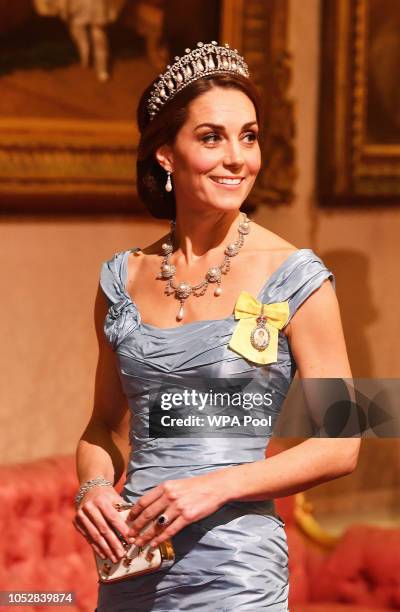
[75,476,113,509]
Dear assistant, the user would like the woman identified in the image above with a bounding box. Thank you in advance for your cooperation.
[73,42,360,611]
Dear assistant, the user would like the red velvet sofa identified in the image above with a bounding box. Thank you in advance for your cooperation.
[1,453,398,611]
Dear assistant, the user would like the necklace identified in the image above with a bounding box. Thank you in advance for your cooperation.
[156,211,251,321]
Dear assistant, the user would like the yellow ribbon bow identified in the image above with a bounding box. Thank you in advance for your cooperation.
[228,290,290,365]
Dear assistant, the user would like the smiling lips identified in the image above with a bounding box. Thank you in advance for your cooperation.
[210,176,245,187]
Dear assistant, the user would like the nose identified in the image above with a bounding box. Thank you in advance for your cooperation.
[223,139,244,169]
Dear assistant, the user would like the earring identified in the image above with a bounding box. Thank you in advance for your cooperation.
[165,171,172,193]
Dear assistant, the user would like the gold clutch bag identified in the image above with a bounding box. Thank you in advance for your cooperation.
[94,502,175,583]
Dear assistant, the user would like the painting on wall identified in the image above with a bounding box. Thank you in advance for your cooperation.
[0,0,295,213]
[318,0,400,204]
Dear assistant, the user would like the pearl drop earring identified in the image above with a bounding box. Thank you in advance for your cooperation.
[165,171,172,192]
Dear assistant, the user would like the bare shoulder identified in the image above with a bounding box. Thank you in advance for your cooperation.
[125,234,170,285]
[139,235,169,255]
[128,234,168,258]
[246,221,299,263]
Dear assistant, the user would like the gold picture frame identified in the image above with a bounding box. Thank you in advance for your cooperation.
[318,0,400,204]
[0,0,295,212]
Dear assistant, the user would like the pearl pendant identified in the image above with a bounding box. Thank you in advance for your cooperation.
[176,304,184,321]
[214,287,222,296]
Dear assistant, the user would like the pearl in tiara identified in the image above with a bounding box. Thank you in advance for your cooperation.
[147,41,250,120]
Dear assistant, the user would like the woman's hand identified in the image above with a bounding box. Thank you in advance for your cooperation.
[126,471,229,548]
[72,487,135,563]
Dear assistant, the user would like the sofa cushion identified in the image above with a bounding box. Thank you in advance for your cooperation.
[309,525,400,608]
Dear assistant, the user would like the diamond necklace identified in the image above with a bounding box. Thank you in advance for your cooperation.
[156,211,251,321]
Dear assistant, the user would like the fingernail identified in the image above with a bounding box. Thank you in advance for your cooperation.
[128,536,136,543]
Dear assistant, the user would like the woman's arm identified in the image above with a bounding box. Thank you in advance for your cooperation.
[219,277,361,503]
[73,284,134,562]
[127,279,361,547]
[76,284,130,486]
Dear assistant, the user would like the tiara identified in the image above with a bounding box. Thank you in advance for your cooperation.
[147,41,250,120]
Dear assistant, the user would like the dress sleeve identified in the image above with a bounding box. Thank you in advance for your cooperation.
[99,251,126,307]
[280,251,336,326]
[99,250,141,350]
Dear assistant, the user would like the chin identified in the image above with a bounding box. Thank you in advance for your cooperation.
[207,199,245,213]
[212,191,252,209]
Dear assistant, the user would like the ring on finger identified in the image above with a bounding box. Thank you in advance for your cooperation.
[156,513,169,526]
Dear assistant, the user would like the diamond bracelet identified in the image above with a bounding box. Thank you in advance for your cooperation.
[75,476,113,509]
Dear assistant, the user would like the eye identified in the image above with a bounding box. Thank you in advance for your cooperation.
[242,131,258,143]
[201,132,222,144]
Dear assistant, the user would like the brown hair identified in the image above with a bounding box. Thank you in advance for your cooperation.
[136,73,263,220]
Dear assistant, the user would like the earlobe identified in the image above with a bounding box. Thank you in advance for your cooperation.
[155,145,174,173]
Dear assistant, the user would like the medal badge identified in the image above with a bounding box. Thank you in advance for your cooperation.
[250,303,271,351]
[228,291,290,365]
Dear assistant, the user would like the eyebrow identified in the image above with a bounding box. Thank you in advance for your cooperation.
[194,121,258,131]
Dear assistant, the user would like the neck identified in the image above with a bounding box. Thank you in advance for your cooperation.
[171,209,245,266]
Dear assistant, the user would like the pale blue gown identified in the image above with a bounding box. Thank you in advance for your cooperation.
[95,247,335,611]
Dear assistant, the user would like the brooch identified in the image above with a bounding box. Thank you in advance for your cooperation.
[228,291,290,365]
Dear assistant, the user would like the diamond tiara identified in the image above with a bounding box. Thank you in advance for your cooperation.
[147,41,250,120]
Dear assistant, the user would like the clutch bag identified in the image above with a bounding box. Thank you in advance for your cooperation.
[94,502,175,583]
